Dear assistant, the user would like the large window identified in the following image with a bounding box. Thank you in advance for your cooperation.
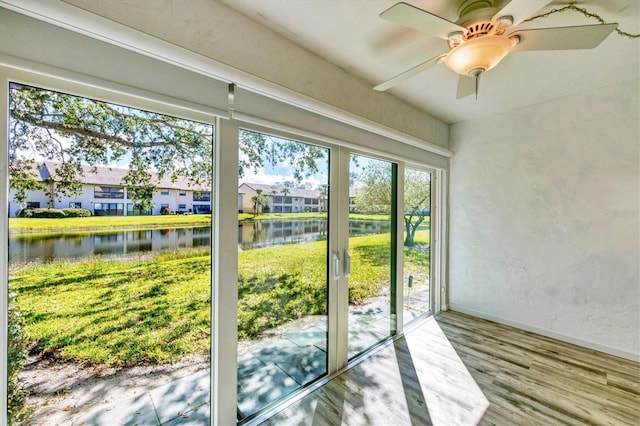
[94,185,125,199]
[6,81,214,425]
[193,191,211,202]
[94,202,124,216]
[126,203,151,216]
[3,69,444,426]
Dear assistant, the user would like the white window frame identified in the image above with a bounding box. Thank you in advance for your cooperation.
[0,65,220,426]
[228,118,449,424]
[0,5,452,422]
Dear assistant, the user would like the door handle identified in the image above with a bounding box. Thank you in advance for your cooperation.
[343,250,351,278]
[333,251,340,280]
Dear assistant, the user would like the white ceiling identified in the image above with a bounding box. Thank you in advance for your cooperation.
[219,0,640,124]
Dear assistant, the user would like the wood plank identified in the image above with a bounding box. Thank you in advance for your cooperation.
[439,311,640,378]
[260,312,640,425]
[609,371,640,395]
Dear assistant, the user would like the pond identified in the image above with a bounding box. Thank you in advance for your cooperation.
[8,219,390,264]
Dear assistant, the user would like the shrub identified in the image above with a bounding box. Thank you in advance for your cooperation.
[160,206,172,215]
[62,208,92,217]
[31,208,67,218]
[8,292,29,424]
[16,208,34,218]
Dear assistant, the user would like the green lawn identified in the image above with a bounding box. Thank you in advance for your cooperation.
[9,214,212,234]
[9,212,401,234]
[10,231,429,367]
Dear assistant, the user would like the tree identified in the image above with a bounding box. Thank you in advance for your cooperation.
[353,161,392,215]
[9,83,212,211]
[251,189,268,217]
[9,84,326,208]
[239,130,325,182]
[354,162,430,247]
[403,169,431,247]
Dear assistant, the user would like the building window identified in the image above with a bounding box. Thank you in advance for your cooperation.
[193,204,211,214]
[193,191,211,202]
[178,204,187,210]
[284,197,292,204]
[127,203,152,216]
[94,203,124,216]
[160,189,170,195]
[69,202,82,208]
[94,185,124,199]
[179,191,187,196]
[304,198,318,205]
[273,196,283,204]
[26,201,40,209]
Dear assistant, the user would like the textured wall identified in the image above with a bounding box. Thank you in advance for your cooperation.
[449,78,639,359]
[62,0,449,149]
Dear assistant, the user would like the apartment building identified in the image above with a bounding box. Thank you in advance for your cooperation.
[238,182,323,214]
[8,161,211,217]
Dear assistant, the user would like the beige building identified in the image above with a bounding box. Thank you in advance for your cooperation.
[238,182,323,214]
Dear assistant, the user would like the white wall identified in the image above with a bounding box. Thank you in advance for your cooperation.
[449,79,640,360]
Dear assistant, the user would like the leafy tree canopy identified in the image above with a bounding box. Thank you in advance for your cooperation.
[353,160,431,246]
[9,84,325,209]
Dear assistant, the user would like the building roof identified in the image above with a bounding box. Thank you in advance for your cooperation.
[39,161,209,191]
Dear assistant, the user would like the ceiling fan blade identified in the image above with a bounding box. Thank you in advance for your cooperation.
[374,54,444,91]
[380,2,466,40]
[511,23,618,51]
[493,0,552,27]
[456,75,476,99]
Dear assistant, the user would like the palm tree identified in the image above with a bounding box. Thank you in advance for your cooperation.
[251,189,268,217]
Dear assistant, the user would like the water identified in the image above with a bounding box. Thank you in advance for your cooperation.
[9,219,390,264]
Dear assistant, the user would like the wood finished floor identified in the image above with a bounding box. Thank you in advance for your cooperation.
[260,311,640,425]
[438,311,640,426]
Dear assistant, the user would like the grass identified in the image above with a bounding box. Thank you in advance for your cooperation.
[10,212,405,234]
[10,231,429,367]
[10,250,212,366]
[9,214,212,234]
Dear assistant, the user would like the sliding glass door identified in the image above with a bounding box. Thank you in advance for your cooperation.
[346,153,397,359]
[403,167,432,324]
[236,129,330,421]
[234,131,436,423]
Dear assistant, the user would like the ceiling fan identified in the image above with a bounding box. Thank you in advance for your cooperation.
[374,0,618,98]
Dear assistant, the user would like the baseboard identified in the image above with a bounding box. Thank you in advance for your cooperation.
[448,304,640,362]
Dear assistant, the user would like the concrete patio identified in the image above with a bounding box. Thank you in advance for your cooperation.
[26,288,428,425]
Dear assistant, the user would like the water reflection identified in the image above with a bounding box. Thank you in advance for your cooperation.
[238,219,389,250]
[9,227,211,265]
[9,219,390,264]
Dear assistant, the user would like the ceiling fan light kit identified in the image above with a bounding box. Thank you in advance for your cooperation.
[374,1,634,99]
[444,34,518,76]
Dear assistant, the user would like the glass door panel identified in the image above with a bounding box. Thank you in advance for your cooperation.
[403,168,432,324]
[236,129,330,421]
[347,153,396,359]
[7,82,213,425]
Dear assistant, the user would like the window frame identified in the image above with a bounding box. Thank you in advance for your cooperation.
[94,185,125,199]
[0,65,220,426]
[0,56,449,426]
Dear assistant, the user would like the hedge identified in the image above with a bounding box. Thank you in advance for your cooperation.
[16,207,92,218]
[61,208,92,217]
